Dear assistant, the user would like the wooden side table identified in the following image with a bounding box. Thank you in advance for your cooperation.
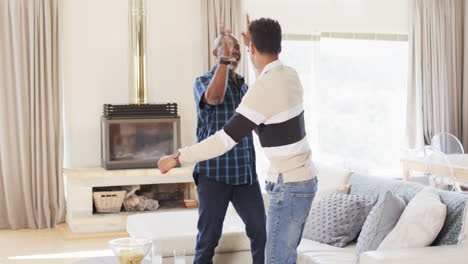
[401,154,468,183]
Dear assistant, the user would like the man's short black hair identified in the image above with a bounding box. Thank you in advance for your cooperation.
[249,18,282,55]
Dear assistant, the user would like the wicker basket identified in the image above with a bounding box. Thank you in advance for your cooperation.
[93,190,126,213]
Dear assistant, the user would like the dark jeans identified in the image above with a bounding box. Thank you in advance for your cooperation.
[193,174,267,264]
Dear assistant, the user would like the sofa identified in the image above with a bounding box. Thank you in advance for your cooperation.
[127,163,468,264]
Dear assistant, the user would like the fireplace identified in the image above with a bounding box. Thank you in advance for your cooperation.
[99,0,182,170]
[101,104,181,170]
[64,0,197,234]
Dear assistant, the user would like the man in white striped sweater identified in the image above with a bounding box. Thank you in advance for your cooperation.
[159,17,318,264]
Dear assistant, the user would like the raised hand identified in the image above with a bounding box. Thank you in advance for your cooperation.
[241,14,251,48]
[219,22,231,36]
[217,22,235,61]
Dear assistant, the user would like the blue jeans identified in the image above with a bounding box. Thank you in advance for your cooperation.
[265,175,317,264]
[193,174,267,264]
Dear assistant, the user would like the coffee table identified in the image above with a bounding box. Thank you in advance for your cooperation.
[72,257,118,264]
[73,257,153,264]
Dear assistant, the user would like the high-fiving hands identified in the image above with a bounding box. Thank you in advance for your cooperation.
[217,14,250,60]
[217,23,236,61]
[241,14,251,48]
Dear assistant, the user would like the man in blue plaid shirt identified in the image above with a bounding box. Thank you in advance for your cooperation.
[191,27,266,264]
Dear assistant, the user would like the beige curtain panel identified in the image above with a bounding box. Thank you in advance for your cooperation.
[0,0,65,229]
[464,2,468,150]
[406,0,468,149]
[201,0,247,76]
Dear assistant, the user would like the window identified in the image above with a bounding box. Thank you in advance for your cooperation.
[249,34,408,179]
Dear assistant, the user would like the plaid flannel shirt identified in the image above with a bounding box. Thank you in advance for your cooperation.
[193,66,257,185]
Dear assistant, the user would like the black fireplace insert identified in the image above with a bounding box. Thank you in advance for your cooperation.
[101,104,181,170]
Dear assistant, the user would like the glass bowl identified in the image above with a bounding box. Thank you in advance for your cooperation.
[109,237,152,264]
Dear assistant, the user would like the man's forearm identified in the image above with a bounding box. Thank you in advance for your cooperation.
[204,64,229,105]
[178,129,237,165]
[178,111,258,165]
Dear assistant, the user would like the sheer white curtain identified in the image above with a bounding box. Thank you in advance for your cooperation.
[250,33,409,180]
[0,0,65,229]
[406,0,467,149]
[201,0,247,76]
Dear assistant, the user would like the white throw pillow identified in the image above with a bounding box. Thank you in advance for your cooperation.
[312,184,350,208]
[312,162,352,207]
[378,187,447,250]
[315,162,352,188]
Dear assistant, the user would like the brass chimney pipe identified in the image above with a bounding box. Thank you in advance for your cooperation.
[129,0,147,104]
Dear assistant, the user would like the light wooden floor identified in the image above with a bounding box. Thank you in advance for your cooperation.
[0,224,128,264]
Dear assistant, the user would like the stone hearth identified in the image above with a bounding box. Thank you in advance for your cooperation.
[64,167,196,233]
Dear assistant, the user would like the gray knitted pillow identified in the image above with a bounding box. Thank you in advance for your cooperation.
[355,191,406,263]
[303,193,377,247]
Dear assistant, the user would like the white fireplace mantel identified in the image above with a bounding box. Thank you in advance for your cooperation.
[64,166,195,234]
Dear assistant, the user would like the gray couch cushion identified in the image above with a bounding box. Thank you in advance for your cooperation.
[356,191,406,262]
[303,193,377,248]
[349,173,468,246]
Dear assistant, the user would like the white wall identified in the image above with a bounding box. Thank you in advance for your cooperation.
[245,0,409,34]
[62,0,203,168]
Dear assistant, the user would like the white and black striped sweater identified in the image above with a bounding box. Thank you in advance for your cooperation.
[179,60,317,183]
